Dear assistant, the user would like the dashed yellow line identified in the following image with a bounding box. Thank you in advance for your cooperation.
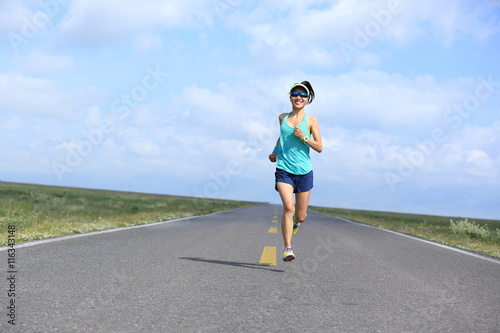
[259,209,279,265]
[259,246,277,266]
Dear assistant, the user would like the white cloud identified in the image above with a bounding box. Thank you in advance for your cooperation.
[313,117,500,193]
[133,33,163,54]
[311,70,460,132]
[57,0,214,47]
[446,122,500,180]
[388,122,500,189]
[463,149,494,176]
[230,0,500,69]
[0,74,102,118]
[16,50,74,75]
[171,83,278,142]
[80,106,102,128]
[0,1,33,35]
[0,115,23,131]
[129,137,162,157]
[315,126,398,184]
[401,0,500,47]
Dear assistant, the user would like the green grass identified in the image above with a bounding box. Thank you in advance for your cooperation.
[0,182,260,246]
[311,206,500,258]
[4,181,499,259]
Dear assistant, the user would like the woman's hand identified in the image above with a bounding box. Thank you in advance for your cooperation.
[293,126,306,140]
[269,152,277,163]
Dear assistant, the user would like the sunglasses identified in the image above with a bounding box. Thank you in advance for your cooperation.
[290,92,309,98]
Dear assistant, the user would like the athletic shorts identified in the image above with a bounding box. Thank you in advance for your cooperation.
[275,168,314,193]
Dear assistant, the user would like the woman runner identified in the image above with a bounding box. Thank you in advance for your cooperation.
[269,81,323,261]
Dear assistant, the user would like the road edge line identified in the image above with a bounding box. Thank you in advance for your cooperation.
[0,206,248,251]
[312,211,500,265]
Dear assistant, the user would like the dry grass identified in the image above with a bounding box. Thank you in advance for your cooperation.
[311,206,500,258]
[0,182,259,246]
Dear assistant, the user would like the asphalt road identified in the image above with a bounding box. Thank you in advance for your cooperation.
[1,204,499,332]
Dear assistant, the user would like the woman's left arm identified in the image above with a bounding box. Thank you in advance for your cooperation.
[307,116,323,153]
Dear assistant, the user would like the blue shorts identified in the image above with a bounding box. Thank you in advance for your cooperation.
[275,168,314,193]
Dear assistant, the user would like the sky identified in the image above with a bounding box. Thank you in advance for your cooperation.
[1,0,500,219]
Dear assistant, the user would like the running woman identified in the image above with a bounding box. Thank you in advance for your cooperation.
[269,81,323,261]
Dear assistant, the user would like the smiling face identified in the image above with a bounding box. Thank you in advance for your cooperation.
[289,87,310,109]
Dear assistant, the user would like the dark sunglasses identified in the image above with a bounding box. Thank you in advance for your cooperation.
[290,91,309,98]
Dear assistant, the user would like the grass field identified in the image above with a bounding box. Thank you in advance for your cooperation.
[0,182,259,246]
[311,206,500,258]
[2,182,499,258]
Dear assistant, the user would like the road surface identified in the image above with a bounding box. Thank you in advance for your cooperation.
[1,204,499,332]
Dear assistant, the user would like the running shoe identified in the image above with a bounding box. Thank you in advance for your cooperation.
[292,214,301,235]
[282,246,295,261]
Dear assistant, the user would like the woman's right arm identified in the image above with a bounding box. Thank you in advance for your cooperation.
[269,114,286,163]
[269,137,280,162]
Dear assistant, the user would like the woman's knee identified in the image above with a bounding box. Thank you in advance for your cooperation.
[282,203,294,215]
[295,211,307,223]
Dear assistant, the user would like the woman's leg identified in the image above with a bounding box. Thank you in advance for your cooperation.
[276,182,295,248]
[295,189,312,224]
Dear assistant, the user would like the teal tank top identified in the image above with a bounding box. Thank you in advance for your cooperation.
[276,112,313,175]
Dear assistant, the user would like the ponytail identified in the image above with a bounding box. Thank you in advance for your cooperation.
[301,81,315,104]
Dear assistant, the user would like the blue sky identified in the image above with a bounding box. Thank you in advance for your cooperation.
[1,0,500,219]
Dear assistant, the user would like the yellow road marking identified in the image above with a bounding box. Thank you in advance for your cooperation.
[259,246,277,266]
[272,219,278,223]
[273,216,278,219]
[268,227,277,233]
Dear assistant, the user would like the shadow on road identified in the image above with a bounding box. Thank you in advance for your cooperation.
[179,257,284,273]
